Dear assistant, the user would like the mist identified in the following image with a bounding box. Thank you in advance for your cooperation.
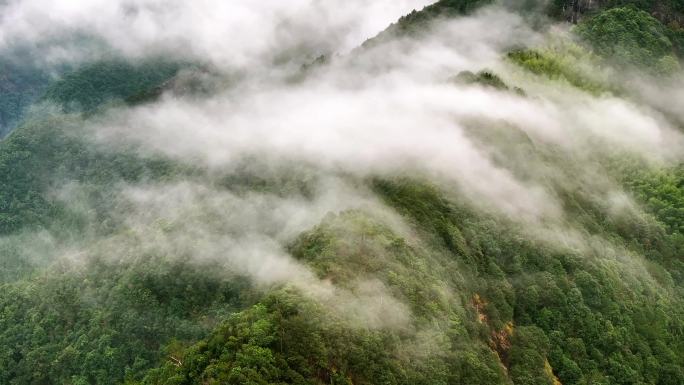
[4,0,683,330]
[0,0,433,68]
[83,5,682,227]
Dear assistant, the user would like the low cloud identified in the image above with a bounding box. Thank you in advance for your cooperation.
[4,1,682,328]
[0,0,433,68]
[86,7,682,229]
[50,177,413,329]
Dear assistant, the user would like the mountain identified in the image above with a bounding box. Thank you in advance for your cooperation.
[0,1,683,385]
[0,58,50,137]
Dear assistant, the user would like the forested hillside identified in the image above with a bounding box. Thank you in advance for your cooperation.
[0,58,49,137]
[0,0,683,384]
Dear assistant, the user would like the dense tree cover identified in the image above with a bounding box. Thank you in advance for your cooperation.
[0,58,50,137]
[125,174,684,385]
[0,57,184,235]
[0,113,182,235]
[667,22,684,55]
[136,288,510,385]
[0,255,252,385]
[450,70,526,95]
[506,44,610,93]
[451,70,508,89]
[1,56,683,385]
[0,4,683,385]
[43,59,180,113]
[547,0,684,25]
[623,166,684,235]
[575,7,680,73]
[362,0,493,46]
[614,162,684,278]
[0,58,225,385]
[391,0,494,33]
[364,0,683,77]
[603,0,684,14]
[134,205,513,385]
[376,178,684,385]
[0,51,178,139]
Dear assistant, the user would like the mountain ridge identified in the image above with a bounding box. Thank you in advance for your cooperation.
[0,1,682,385]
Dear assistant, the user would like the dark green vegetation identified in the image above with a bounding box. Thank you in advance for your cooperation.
[128,174,684,385]
[548,0,684,24]
[43,59,181,113]
[0,257,251,385]
[668,23,684,56]
[0,58,237,385]
[575,7,680,73]
[0,58,50,137]
[451,70,526,94]
[366,0,684,74]
[363,0,494,46]
[624,167,684,235]
[506,46,610,93]
[451,70,509,89]
[0,113,181,237]
[389,0,494,34]
[0,58,182,236]
[0,2,683,385]
[0,55,178,138]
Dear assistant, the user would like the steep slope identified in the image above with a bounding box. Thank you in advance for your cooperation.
[0,2,682,385]
[0,58,182,236]
[576,7,680,72]
[130,175,684,385]
[42,60,181,113]
[0,58,50,137]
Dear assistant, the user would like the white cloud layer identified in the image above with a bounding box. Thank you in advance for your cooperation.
[0,0,434,67]
[88,7,683,225]
[5,0,682,326]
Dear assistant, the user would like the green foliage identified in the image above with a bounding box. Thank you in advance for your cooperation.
[575,7,680,73]
[371,179,470,258]
[1,155,683,385]
[622,166,684,235]
[137,289,508,385]
[130,172,684,385]
[290,210,457,321]
[600,0,684,15]
[507,44,608,93]
[363,0,494,46]
[0,231,57,283]
[392,0,494,34]
[0,256,251,385]
[43,59,180,113]
[547,0,684,24]
[509,326,553,385]
[0,55,184,234]
[451,70,511,90]
[666,21,684,56]
[0,58,50,136]
[0,113,182,235]
[0,55,187,237]
[372,178,684,385]
[1,6,684,385]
